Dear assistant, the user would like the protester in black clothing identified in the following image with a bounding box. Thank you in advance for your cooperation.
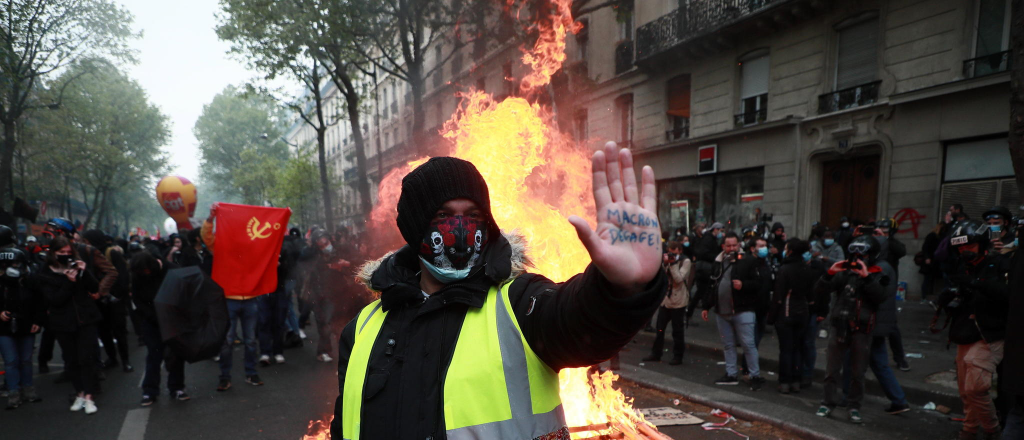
[816,235,887,424]
[918,222,948,298]
[739,237,775,377]
[836,216,854,250]
[877,218,906,272]
[769,239,814,394]
[0,230,44,409]
[29,236,102,414]
[129,252,188,406]
[82,229,133,373]
[166,234,202,267]
[691,222,724,323]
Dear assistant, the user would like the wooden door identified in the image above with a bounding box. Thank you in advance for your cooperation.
[820,155,880,228]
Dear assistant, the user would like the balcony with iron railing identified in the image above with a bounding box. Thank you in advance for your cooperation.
[666,117,690,142]
[817,80,882,115]
[637,0,809,66]
[615,40,635,75]
[963,50,1011,79]
[734,108,767,126]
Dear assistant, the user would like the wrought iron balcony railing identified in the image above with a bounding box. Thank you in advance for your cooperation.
[734,108,766,126]
[666,117,690,141]
[963,50,1011,79]
[615,40,635,75]
[817,80,881,115]
[637,0,778,62]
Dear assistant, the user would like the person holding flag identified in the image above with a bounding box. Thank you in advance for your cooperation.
[331,143,667,440]
[202,203,291,391]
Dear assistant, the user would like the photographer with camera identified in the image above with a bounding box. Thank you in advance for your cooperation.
[982,206,1014,255]
[701,232,766,390]
[815,235,887,424]
[930,220,1009,440]
[0,225,43,409]
[27,235,101,414]
[643,241,693,365]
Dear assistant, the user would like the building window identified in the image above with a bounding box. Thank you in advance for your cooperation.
[614,94,633,147]
[819,14,880,113]
[576,18,589,61]
[656,168,765,235]
[614,2,635,75]
[965,0,1011,77]
[666,74,690,141]
[574,109,588,141]
[737,51,768,126]
[940,136,1016,220]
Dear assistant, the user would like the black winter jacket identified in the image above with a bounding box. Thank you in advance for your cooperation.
[1002,250,1024,397]
[871,261,899,337]
[937,253,1010,344]
[769,256,817,322]
[30,267,100,332]
[330,233,667,440]
[0,281,45,336]
[704,253,763,315]
[816,266,887,335]
[130,260,179,322]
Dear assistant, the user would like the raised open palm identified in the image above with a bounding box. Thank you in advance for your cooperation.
[568,142,662,295]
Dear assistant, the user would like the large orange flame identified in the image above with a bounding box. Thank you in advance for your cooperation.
[307,1,660,438]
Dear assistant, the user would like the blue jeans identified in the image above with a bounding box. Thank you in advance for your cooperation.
[843,335,908,406]
[0,334,36,391]
[219,299,259,379]
[258,288,288,356]
[802,316,820,381]
[715,311,759,377]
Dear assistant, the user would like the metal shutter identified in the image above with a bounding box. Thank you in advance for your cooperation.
[940,180,999,220]
[836,19,878,90]
[741,55,769,99]
[999,178,1019,209]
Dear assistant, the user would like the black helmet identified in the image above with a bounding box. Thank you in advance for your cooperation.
[46,217,76,237]
[0,225,15,248]
[0,247,30,280]
[982,206,1012,222]
[949,220,991,251]
[847,235,881,258]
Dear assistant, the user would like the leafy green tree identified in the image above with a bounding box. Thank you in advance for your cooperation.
[270,148,324,227]
[193,86,289,201]
[0,0,139,207]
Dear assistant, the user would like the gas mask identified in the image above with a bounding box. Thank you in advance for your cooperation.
[418,215,487,283]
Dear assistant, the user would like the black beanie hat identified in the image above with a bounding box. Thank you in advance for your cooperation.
[396,157,498,248]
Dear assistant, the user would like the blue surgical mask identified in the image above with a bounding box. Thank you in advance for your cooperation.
[824,239,835,247]
[716,232,724,239]
[756,247,768,258]
[782,250,787,258]
[990,225,1001,233]
[802,251,813,262]
[683,241,691,248]
[811,240,818,247]
[1015,238,1020,248]
[420,256,472,284]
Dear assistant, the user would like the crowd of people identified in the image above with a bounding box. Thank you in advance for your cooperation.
[644,205,1021,439]
[0,216,365,414]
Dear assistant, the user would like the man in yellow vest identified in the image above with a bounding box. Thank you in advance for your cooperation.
[331,142,667,440]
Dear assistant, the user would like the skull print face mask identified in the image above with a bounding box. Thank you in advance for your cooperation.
[418,215,487,283]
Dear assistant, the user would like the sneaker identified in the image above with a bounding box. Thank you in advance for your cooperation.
[885,403,910,415]
[140,395,156,407]
[216,378,231,392]
[714,374,739,385]
[668,358,683,365]
[749,376,765,391]
[849,409,863,424]
[897,360,911,372]
[299,329,307,339]
[6,390,21,409]
[246,375,264,386]
[274,354,286,364]
[213,355,220,362]
[70,396,86,411]
[174,390,190,401]
[641,354,661,362]
[259,354,271,366]
[815,405,832,418]
[21,386,41,403]
[317,353,333,363]
[84,399,97,415]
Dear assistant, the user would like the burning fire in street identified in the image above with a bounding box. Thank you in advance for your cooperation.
[306,1,670,438]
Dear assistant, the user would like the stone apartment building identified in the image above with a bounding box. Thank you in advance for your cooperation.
[569,0,1014,295]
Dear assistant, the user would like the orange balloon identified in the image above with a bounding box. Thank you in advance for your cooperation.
[156,176,198,230]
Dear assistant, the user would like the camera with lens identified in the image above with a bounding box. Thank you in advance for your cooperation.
[664,252,680,264]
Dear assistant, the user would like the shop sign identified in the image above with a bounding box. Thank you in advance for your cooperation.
[698,144,717,175]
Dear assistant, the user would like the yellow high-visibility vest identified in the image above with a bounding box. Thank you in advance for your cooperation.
[341,281,565,440]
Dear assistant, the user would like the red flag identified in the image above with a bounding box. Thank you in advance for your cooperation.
[212,203,292,298]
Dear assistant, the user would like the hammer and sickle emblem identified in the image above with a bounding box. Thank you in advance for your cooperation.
[246,217,274,240]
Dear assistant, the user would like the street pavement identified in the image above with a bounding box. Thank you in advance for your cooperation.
[1,333,338,440]
[609,299,969,440]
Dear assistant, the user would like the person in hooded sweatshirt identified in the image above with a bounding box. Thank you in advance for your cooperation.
[330,143,667,440]
[129,251,188,406]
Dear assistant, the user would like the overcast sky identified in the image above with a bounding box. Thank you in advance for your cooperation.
[118,0,252,183]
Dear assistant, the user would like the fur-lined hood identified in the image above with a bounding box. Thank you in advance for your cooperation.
[356,230,532,293]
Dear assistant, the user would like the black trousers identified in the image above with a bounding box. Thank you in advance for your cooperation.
[38,328,57,365]
[97,300,130,365]
[138,316,184,397]
[650,307,687,361]
[55,324,100,396]
[822,331,870,410]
